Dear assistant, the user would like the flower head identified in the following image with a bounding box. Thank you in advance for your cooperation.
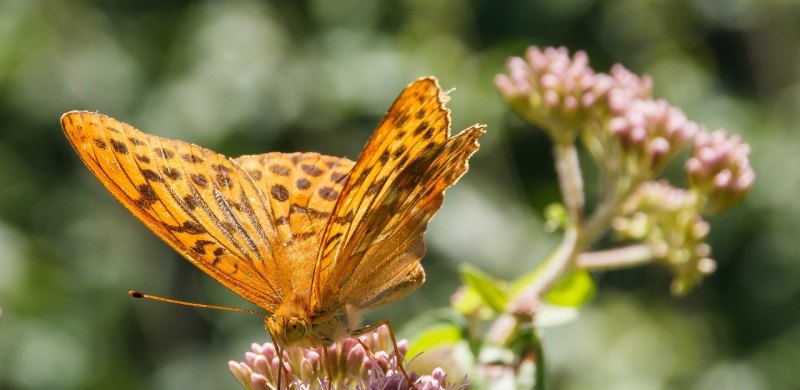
[495,46,603,142]
[609,99,700,179]
[685,129,755,213]
[229,326,460,390]
[605,64,653,116]
[495,46,652,145]
[613,181,716,295]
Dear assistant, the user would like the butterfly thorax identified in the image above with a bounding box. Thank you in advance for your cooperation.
[265,290,359,348]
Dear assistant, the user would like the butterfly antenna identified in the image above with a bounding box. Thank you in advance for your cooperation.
[128,291,268,316]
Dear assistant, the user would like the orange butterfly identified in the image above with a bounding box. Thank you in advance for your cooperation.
[61,76,485,386]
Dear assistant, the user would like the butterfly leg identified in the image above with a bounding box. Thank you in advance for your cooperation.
[318,343,334,390]
[352,320,417,389]
[275,342,286,390]
[266,325,288,390]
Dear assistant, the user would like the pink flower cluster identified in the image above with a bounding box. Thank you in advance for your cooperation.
[496,45,756,293]
[495,46,715,183]
[609,99,699,176]
[229,326,458,390]
[495,46,652,143]
[686,129,755,213]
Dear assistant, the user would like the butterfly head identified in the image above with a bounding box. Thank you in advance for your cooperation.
[265,313,309,345]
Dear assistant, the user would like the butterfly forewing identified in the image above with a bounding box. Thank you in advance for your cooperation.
[337,125,484,308]
[311,77,486,309]
[62,111,284,309]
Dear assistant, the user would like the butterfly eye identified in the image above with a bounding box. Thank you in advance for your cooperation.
[285,317,306,342]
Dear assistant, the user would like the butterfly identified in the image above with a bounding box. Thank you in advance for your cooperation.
[61,76,485,386]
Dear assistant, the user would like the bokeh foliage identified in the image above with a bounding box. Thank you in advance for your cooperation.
[0,0,797,389]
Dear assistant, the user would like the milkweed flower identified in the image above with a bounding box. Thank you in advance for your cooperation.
[686,129,755,213]
[229,326,460,389]
[613,181,715,295]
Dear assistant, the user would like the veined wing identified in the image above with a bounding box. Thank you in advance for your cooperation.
[232,152,353,296]
[310,77,485,309]
[62,111,288,310]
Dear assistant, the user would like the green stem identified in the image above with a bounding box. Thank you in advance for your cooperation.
[533,329,546,390]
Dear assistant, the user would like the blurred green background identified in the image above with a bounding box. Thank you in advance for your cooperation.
[0,0,797,388]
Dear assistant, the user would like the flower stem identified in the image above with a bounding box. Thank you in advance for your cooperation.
[554,142,585,225]
[510,142,587,308]
[584,177,639,243]
[514,226,581,305]
[583,196,619,242]
[576,244,655,270]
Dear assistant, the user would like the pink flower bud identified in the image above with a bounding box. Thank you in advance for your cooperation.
[250,374,270,390]
[245,351,258,367]
[686,129,755,213]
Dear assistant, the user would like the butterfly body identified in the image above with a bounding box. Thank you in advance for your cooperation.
[62,77,484,362]
[265,293,355,347]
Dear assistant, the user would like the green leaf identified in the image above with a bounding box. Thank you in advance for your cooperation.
[460,264,509,313]
[452,283,484,315]
[543,269,595,307]
[406,323,464,360]
[398,308,465,341]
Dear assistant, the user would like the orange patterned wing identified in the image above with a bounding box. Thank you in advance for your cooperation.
[310,77,486,310]
[232,152,353,296]
[61,111,300,311]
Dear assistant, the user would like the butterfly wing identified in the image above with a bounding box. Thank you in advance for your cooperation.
[310,77,485,310]
[336,124,484,309]
[232,152,353,296]
[62,111,291,311]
